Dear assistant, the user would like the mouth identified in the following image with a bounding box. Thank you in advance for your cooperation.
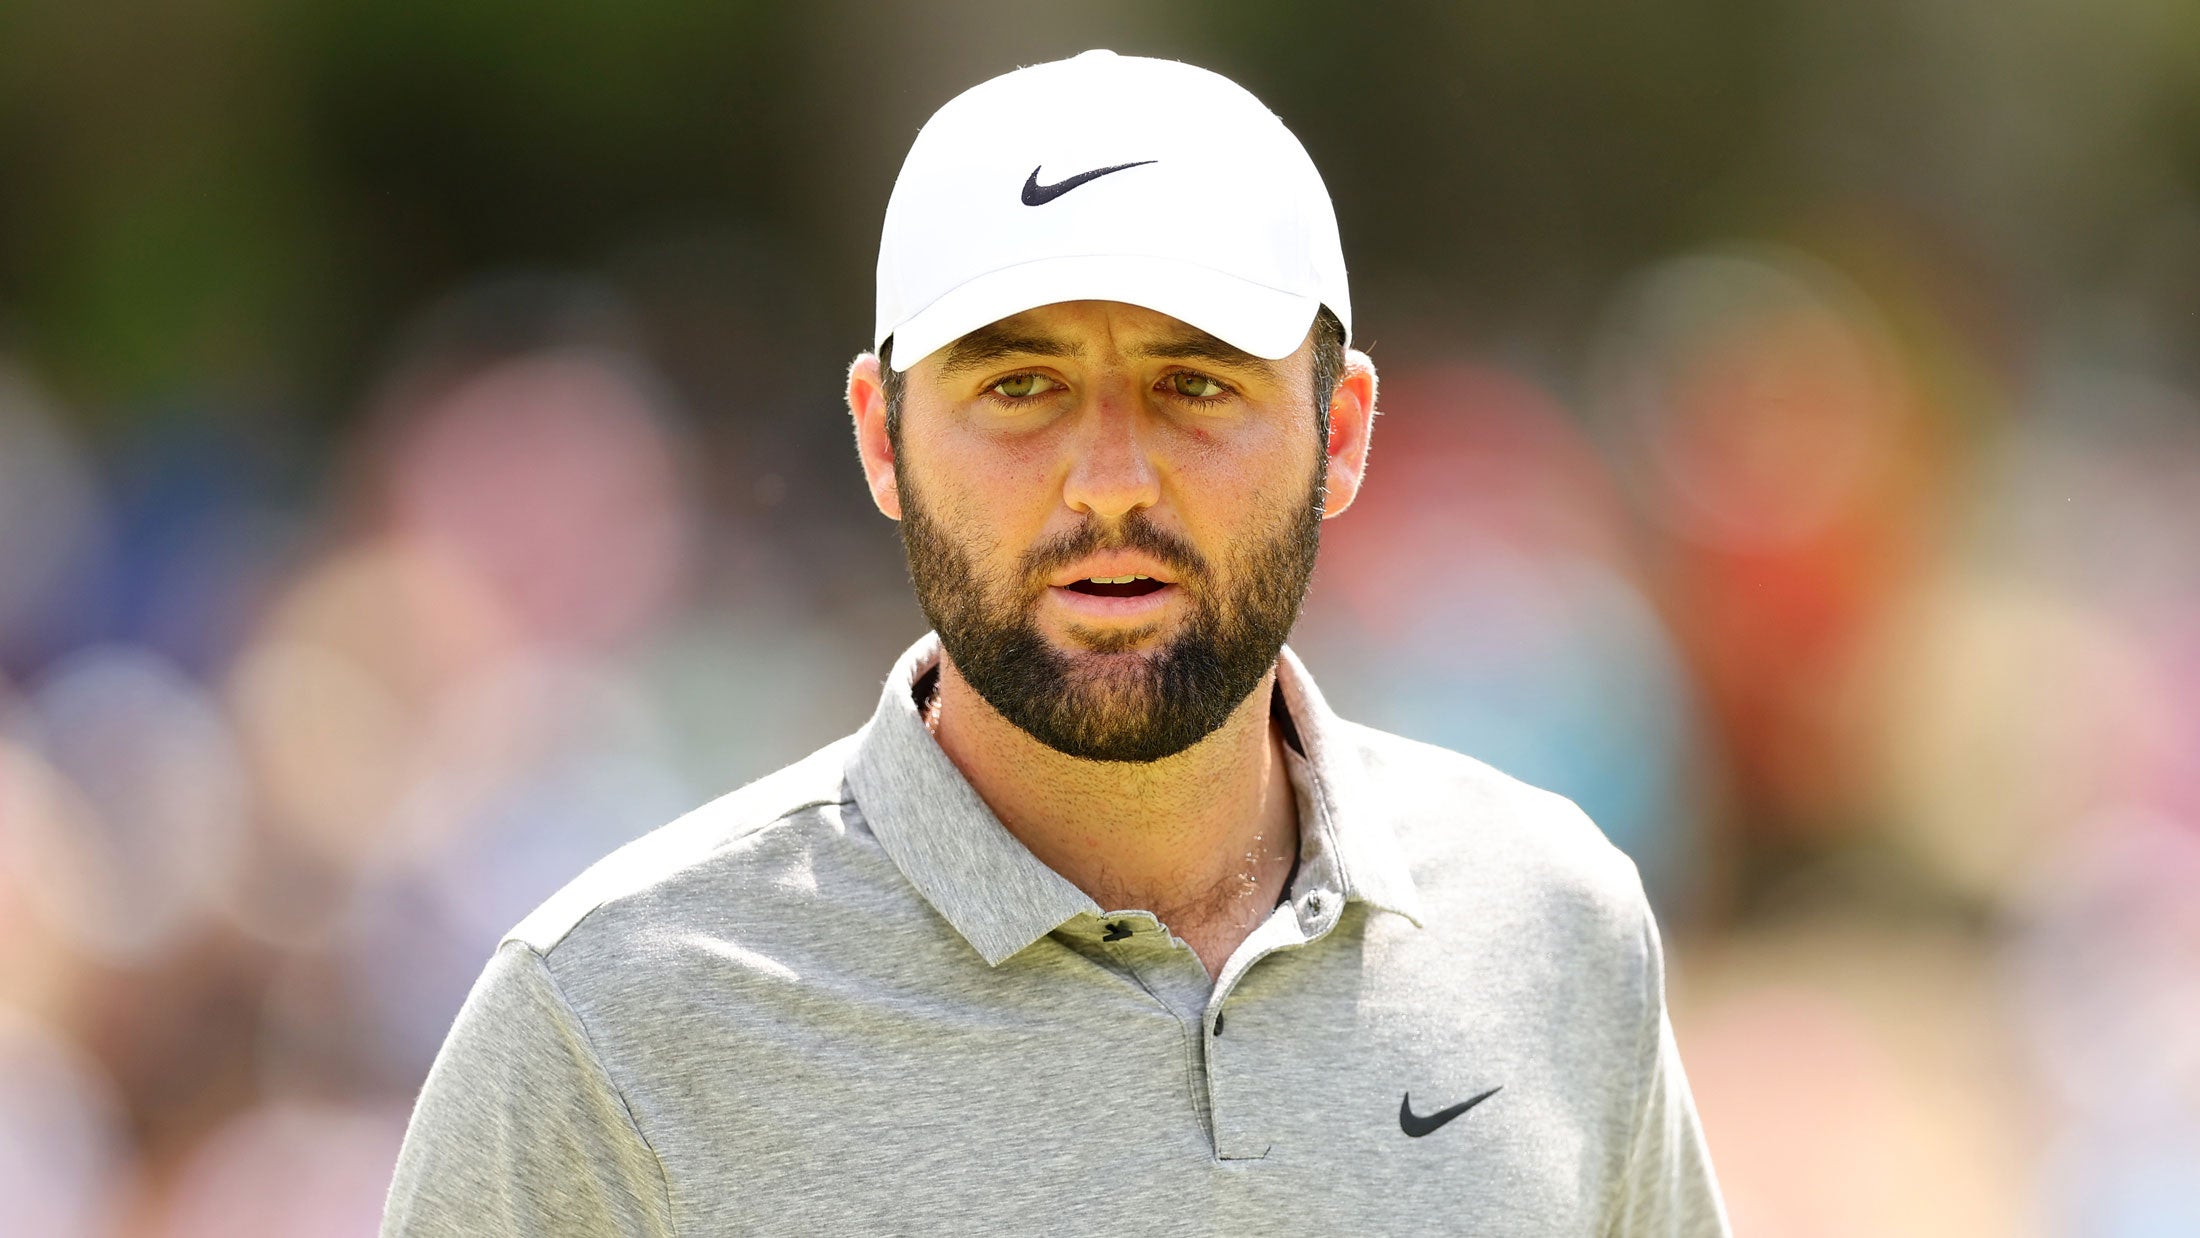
[1045,576,1182,624]
[1061,577,1169,599]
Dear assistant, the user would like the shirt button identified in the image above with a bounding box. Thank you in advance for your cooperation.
[1303,892,1326,917]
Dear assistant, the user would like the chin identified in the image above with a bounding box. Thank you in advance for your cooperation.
[1056,623,1168,657]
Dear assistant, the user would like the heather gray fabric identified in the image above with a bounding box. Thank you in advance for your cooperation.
[382,633,1729,1236]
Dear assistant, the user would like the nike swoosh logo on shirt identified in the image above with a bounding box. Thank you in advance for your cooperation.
[1021,160,1157,206]
[1399,1086,1502,1137]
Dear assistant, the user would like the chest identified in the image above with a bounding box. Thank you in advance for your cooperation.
[600,909,1641,1236]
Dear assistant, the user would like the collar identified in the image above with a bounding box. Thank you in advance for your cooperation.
[845,632,1424,966]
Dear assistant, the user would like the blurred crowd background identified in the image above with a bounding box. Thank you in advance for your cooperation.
[4,2,2199,1234]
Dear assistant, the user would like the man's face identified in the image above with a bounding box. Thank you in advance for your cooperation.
[890,301,1328,763]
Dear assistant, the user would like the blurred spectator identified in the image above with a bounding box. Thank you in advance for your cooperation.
[230,277,711,1093]
[1585,246,1953,881]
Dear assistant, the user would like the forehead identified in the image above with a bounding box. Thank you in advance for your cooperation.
[923,300,1286,385]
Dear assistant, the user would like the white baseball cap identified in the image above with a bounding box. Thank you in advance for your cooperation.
[874,49,1351,372]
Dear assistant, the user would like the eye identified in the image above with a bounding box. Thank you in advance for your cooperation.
[1166,372,1228,400]
[990,373,1061,399]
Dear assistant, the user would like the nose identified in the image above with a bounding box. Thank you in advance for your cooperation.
[1060,387,1162,520]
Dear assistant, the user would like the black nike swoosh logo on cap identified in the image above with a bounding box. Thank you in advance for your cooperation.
[1021,160,1157,206]
[1399,1086,1502,1137]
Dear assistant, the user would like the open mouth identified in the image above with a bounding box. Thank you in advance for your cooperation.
[1063,578,1169,598]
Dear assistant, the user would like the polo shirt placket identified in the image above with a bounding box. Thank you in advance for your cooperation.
[1197,748,1356,1161]
[1050,891,1328,1163]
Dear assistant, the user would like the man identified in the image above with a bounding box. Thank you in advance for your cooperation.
[382,50,1729,1236]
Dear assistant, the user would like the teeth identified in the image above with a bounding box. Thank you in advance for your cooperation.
[1085,575,1154,585]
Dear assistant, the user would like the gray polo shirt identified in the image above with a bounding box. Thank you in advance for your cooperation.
[381,633,1728,1236]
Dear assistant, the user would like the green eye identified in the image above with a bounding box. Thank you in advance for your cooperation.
[993,373,1054,398]
[1169,372,1226,399]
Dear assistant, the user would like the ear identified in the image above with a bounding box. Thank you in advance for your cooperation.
[846,352,902,520]
[1320,347,1378,518]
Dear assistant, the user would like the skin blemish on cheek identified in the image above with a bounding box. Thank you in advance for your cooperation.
[981,440,1059,498]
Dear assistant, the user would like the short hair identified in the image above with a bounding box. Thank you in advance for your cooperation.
[879,305,1347,451]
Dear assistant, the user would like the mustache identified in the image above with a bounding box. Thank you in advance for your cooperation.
[1019,510,1209,592]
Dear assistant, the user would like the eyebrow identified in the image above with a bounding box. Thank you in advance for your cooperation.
[934,327,1081,382]
[1128,330,1280,381]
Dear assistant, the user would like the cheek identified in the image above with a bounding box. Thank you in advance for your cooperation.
[1175,418,1312,507]
[996,435,1065,492]
[907,454,1051,570]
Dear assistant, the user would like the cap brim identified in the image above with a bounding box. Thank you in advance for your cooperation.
[883,254,1323,373]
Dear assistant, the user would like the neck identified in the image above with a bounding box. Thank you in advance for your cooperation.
[925,651,1299,973]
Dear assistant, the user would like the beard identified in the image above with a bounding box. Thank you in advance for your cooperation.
[897,459,1325,764]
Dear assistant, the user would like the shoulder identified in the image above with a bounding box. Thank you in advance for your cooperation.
[1338,719,1653,948]
[504,731,864,958]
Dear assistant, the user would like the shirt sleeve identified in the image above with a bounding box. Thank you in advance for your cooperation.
[1607,904,1731,1238]
[381,940,677,1238]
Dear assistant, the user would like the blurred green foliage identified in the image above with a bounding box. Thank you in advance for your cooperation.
[4,0,2200,420]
